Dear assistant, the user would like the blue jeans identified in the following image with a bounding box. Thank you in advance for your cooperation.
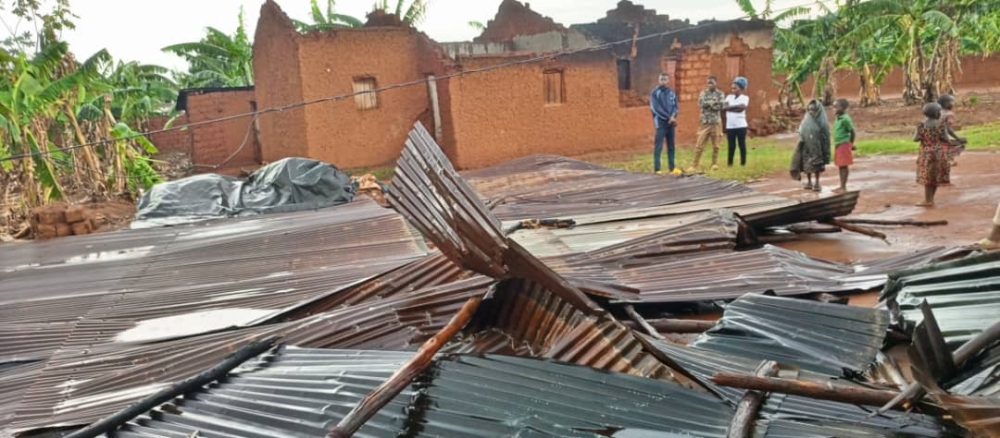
[654,123,676,172]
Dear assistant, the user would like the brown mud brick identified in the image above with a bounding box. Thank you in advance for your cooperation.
[55,222,72,237]
[34,223,57,240]
[35,208,66,225]
[71,219,93,236]
[65,206,89,224]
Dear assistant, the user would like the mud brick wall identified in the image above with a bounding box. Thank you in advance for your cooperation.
[448,51,649,169]
[254,0,309,162]
[184,90,259,169]
[147,115,192,154]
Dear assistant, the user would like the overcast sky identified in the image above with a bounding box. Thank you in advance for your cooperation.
[4,0,810,70]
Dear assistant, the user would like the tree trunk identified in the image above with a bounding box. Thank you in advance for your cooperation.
[902,28,924,105]
[859,64,880,107]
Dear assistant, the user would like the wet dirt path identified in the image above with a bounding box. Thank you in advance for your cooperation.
[750,150,1000,263]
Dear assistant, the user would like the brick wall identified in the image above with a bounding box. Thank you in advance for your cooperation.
[631,27,776,144]
[447,51,649,169]
[184,90,259,168]
[254,0,309,162]
[147,115,192,154]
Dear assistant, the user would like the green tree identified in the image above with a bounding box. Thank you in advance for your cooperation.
[293,0,363,32]
[373,0,429,25]
[163,7,254,88]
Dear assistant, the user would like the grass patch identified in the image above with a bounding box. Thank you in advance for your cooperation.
[597,122,1000,182]
[347,165,395,180]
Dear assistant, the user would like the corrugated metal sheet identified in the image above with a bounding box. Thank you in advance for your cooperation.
[930,393,1000,438]
[461,154,771,223]
[449,278,686,385]
[652,341,957,437]
[108,347,736,438]
[689,293,890,376]
[0,198,430,364]
[882,251,1000,348]
[613,245,962,303]
[1,272,493,433]
[387,123,608,314]
[740,191,860,230]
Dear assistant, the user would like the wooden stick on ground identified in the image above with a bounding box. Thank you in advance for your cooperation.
[727,361,779,438]
[822,218,888,241]
[839,218,949,227]
[621,318,716,334]
[711,372,902,407]
[624,305,666,340]
[326,296,483,438]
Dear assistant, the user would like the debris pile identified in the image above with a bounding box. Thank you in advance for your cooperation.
[0,123,996,438]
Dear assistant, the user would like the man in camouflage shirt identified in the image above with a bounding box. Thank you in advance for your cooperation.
[689,76,726,171]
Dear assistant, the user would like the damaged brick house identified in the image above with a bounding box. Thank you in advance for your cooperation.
[172,0,776,171]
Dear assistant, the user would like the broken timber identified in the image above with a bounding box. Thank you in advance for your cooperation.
[726,361,779,438]
[711,372,903,407]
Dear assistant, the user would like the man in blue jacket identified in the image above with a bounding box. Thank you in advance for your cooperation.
[651,73,680,175]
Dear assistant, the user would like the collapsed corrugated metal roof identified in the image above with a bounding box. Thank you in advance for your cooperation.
[689,294,890,376]
[1,261,492,433]
[651,341,957,437]
[882,251,999,347]
[107,347,736,438]
[0,198,430,364]
[612,245,962,303]
[387,123,610,314]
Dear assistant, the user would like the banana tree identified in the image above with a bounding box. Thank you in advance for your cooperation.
[846,0,962,104]
[293,0,363,32]
[163,8,254,88]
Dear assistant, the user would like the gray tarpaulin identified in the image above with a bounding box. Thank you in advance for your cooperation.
[132,158,356,228]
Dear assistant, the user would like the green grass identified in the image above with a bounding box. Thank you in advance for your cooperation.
[597,122,1000,183]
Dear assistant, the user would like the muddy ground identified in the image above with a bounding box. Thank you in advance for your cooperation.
[751,150,1000,262]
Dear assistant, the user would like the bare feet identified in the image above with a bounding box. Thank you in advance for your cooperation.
[832,187,846,194]
[916,201,935,208]
[977,238,998,250]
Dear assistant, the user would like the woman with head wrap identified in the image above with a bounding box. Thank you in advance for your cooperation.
[790,99,831,191]
[723,77,750,166]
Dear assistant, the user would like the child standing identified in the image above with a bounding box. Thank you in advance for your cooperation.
[832,99,855,193]
[914,103,951,207]
[937,94,967,167]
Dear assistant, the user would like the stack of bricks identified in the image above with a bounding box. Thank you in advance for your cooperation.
[31,205,96,240]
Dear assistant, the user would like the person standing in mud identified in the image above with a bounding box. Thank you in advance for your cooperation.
[832,99,855,193]
[688,76,726,172]
[723,77,750,167]
[914,102,951,207]
[651,72,680,175]
[938,94,967,168]
[790,99,831,192]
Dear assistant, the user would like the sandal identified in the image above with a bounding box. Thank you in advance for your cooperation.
[812,184,822,192]
[802,182,813,190]
[978,238,999,250]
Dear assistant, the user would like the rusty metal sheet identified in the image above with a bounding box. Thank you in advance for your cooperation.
[450,278,694,386]
[1,273,493,434]
[613,245,963,303]
[0,198,429,363]
[387,123,608,314]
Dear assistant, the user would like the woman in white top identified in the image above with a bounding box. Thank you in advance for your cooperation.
[723,77,750,166]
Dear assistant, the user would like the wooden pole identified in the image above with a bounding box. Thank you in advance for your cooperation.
[624,305,666,340]
[711,373,901,407]
[326,296,483,438]
[727,361,779,438]
[621,318,716,334]
[822,219,888,241]
[839,218,948,227]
